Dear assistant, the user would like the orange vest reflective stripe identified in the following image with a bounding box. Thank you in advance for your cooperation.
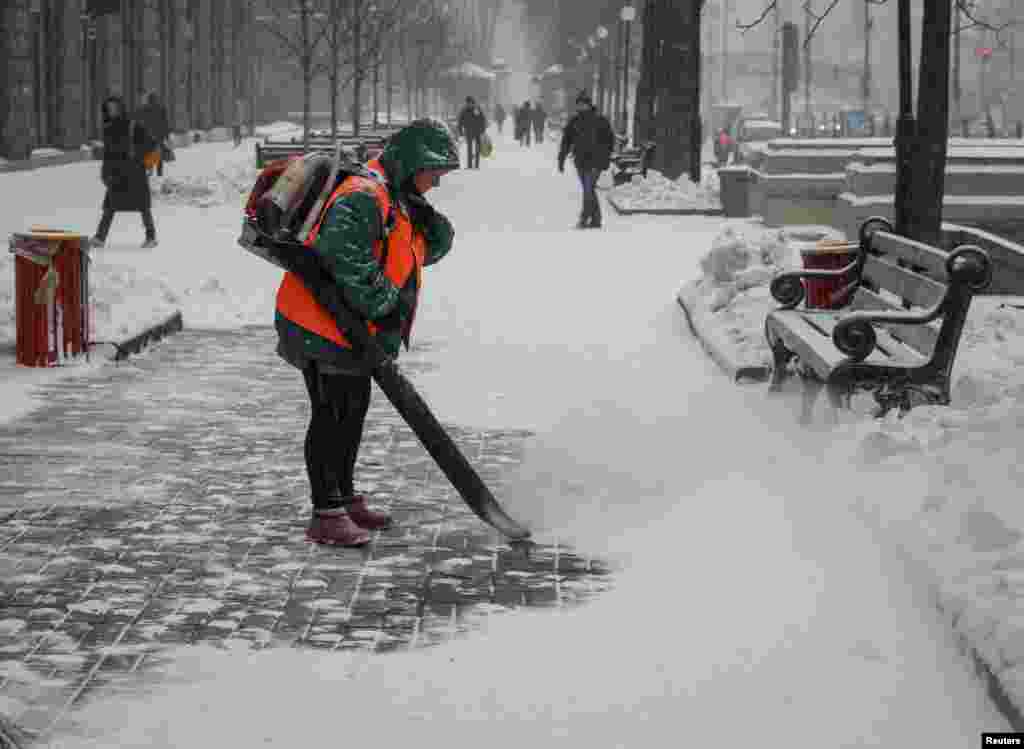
[275,162,425,349]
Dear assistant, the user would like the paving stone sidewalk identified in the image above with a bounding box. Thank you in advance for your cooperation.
[0,328,613,743]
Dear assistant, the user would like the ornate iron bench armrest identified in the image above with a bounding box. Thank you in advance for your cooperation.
[831,245,992,362]
[769,242,865,309]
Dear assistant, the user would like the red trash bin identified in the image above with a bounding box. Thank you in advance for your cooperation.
[800,239,859,309]
[10,230,91,367]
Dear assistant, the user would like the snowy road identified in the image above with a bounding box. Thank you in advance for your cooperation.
[37,130,1008,745]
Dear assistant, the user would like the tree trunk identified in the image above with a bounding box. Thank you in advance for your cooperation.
[904,0,953,244]
[352,0,362,136]
[651,0,702,182]
[634,0,659,144]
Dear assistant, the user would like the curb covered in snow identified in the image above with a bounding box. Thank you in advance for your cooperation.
[607,195,723,217]
[676,282,770,383]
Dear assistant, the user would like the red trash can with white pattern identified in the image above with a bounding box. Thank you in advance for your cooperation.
[9,230,91,367]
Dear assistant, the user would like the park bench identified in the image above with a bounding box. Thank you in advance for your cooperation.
[764,216,992,420]
[610,139,656,186]
[255,134,389,168]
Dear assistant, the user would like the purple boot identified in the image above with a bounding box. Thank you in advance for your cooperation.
[345,495,393,531]
[306,508,371,547]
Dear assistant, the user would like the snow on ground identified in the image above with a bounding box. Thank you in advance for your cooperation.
[31,127,1010,747]
[681,219,1024,719]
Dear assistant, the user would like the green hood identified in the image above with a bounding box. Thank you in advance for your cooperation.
[378,118,460,187]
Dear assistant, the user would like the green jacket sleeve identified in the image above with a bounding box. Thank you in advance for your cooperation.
[313,189,399,320]
[422,209,455,266]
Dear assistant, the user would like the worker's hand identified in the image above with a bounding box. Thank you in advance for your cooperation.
[557,162,565,174]
[404,192,437,230]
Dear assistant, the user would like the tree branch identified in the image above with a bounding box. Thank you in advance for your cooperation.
[735,1,776,32]
[802,0,844,47]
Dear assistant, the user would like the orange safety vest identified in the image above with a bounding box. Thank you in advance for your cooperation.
[275,160,426,349]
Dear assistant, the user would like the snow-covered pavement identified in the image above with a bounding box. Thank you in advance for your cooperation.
[1,128,1010,746]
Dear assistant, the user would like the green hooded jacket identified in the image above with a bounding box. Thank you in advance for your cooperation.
[276,119,459,374]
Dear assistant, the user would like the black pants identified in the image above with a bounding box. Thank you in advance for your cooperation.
[302,364,372,509]
[534,124,544,143]
[96,208,156,241]
[465,134,481,169]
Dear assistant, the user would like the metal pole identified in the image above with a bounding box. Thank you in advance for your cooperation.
[617,18,625,131]
[772,2,780,121]
[803,1,811,123]
[893,0,916,235]
[953,3,961,129]
[624,18,631,137]
[862,0,871,123]
[720,0,728,105]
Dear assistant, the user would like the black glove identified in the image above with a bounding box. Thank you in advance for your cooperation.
[373,304,402,332]
[403,191,437,231]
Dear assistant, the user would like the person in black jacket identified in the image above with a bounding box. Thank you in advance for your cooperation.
[494,103,506,134]
[92,95,158,248]
[532,102,547,144]
[557,91,615,229]
[517,101,533,147]
[133,92,170,176]
[457,96,487,169]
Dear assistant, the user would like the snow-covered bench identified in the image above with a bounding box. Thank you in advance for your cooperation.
[254,134,388,168]
[610,142,655,186]
[765,216,992,420]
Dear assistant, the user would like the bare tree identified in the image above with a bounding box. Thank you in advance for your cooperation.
[254,0,332,149]
[737,0,1021,243]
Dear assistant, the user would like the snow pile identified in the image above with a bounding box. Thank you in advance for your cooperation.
[678,222,831,369]
[0,250,13,342]
[608,169,720,212]
[684,221,1024,718]
[152,161,258,208]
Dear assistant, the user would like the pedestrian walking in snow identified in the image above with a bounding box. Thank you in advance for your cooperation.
[517,101,533,147]
[133,92,170,177]
[557,91,615,229]
[457,96,487,169]
[532,102,547,144]
[233,99,245,148]
[494,103,506,134]
[92,96,158,249]
[275,119,458,547]
[714,128,735,167]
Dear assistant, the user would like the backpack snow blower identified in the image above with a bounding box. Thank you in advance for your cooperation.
[239,149,530,541]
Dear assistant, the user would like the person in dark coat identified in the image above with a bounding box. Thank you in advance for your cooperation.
[133,92,170,176]
[456,96,487,169]
[494,103,506,134]
[517,101,533,147]
[557,91,615,229]
[93,95,158,248]
[532,102,547,144]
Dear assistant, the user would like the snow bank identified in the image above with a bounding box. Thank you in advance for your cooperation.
[151,160,258,208]
[685,220,1024,719]
[607,169,720,212]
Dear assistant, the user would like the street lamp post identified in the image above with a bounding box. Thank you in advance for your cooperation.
[80,11,93,143]
[596,26,609,114]
[620,4,636,136]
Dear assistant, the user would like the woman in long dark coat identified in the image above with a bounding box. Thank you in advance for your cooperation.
[92,95,158,248]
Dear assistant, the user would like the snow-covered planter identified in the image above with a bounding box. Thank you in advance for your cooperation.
[608,169,720,213]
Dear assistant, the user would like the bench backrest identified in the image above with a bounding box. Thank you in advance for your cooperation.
[852,222,990,362]
[853,227,960,356]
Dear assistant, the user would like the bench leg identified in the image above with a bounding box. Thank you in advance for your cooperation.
[799,372,824,425]
[825,383,847,425]
[768,338,794,393]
